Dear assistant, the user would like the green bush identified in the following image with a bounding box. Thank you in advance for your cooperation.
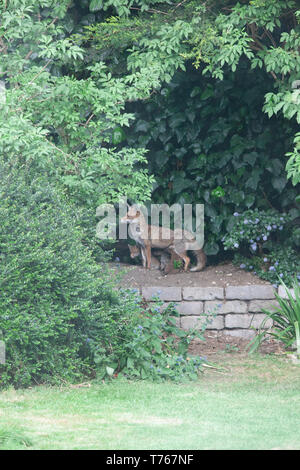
[0,159,118,388]
[87,289,210,382]
[222,208,300,287]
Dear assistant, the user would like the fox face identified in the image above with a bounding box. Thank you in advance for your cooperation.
[121,207,141,224]
[128,244,140,259]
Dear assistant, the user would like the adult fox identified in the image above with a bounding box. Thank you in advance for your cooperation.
[121,205,206,272]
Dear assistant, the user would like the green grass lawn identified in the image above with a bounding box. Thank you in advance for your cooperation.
[1,353,300,450]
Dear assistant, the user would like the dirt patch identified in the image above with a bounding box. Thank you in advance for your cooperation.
[188,331,285,359]
[110,261,271,288]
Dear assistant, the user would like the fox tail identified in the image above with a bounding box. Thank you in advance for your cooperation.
[190,249,206,272]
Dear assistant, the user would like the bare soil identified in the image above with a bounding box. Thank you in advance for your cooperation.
[110,261,271,288]
[188,331,285,359]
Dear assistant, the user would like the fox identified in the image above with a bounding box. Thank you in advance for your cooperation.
[128,244,182,274]
[128,244,161,270]
[121,205,206,272]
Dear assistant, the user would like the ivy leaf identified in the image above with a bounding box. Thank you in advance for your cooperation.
[243,152,258,166]
[172,174,193,194]
[201,86,214,100]
[204,240,219,255]
[245,169,262,190]
[89,0,103,12]
[271,176,287,192]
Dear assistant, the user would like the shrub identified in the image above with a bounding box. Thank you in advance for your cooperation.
[222,209,300,287]
[0,159,118,388]
[248,278,300,356]
[86,289,211,382]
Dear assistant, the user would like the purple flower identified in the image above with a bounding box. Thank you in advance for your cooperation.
[240,263,246,269]
[234,242,239,248]
[275,261,279,266]
[233,212,239,217]
[263,235,267,241]
[263,257,268,262]
[251,243,257,251]
[256,236,260,241]
[279,273,283,278]
[244,219,248,224]
[269,266,275,271]
[240,230,244,235]
[266,225,272,231]
[279,226,283,230]
[255,218,260,223]
[249,265,253,269]
[272,225,277,229]
[115,257,120,262]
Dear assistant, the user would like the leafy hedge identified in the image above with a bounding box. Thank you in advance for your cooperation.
[0,159,118,387]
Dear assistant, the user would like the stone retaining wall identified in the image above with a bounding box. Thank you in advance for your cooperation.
[136,285,295,339]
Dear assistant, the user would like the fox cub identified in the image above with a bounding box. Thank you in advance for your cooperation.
[128,244,182,274]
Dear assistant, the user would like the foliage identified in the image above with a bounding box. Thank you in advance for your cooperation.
[82,0,300,267]
[185,0,300,184]
[286,132,300,186]
[248,278,300,354]
[0,149,212,387]
[222,208,300,287]
[86,289,213,382]
[126,66,299,257]
[1,0,300,387]
[233,246,300,289]
[0,155,123,388]
[0,0,155,217]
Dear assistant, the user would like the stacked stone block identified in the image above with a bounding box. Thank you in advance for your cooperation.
[139,284,286,339]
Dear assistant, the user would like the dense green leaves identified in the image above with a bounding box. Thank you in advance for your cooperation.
[0,0,156,214]
[126,66,299,256]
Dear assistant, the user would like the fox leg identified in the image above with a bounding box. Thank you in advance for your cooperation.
[140,247,147,268]
[170,245,190,272]
[181,254,190,271]
[146,244,152,269]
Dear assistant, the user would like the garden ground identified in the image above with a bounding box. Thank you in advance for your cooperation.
[111,261,271,288]
[1,348,300,450]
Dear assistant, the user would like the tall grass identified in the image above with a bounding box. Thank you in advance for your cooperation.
[0,427,32,449]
